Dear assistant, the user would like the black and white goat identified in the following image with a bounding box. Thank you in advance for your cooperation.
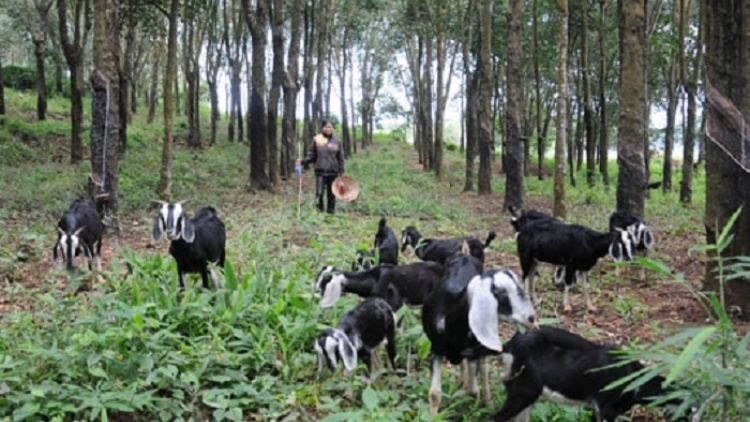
[609,210,655,281]
[53,197,105,272]
[315,261,444,310]
[517,219,634,312]
[152,201,226,289]
[422,251,537,415]
[400,226,496,264]
[494,326,686,422]
[314,296,397,380]
[352,217,399,270]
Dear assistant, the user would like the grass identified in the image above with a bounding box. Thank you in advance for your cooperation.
[0,87,719,421]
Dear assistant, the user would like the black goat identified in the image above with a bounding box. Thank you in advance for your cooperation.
[314,297,397,379]
[400,226,496,264]
[352,218,399,270]
[494,326,686,422]
[315,261,444,310]
[152,202,226,289]
[422,251,537,415]
[517,219,634,312]
[508,206,559,233]
[53,197,105,272]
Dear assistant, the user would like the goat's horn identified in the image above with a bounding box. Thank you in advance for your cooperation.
[57,227,65,235]
[151,200,168,205]
[177,198,193,205]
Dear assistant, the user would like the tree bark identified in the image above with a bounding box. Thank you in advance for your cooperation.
[119,16,136,155]
[90,0,120,213]
[147,40,163,125]
[58,0,88,163]
[477,0,493,195]
[704,0,750,317]
[245,0,272,191]
[0,56,5,115]
[681,0,702,204]
[598,0,610,186]
[582,1,596,186]
[157,0,180,200]
[616,0,647,217]
[534,0,544,180]
[282,0,303,178]
[267,0,285,186]
[505,0,525,209]
[27,0,55,121]
[301,1,316,161]
[554,0,569,218]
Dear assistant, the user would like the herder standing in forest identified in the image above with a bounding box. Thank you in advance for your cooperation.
[297,120,345,214]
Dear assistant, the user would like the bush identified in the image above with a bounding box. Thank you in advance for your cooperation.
[2,65,36,91]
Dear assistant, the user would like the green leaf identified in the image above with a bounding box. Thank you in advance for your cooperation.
[225,260,238,292]
[13,402,41,422]
[717,207,743,253]
[665,326,716,386]
[362,386,379,411]
[89,366,108,379]
[636,257,672,276]
[31,388,45,397]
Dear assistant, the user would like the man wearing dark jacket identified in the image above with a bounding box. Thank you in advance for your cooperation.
[298,120,345,214]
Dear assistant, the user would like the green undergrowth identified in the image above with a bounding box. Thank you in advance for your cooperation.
[0,89,722,421]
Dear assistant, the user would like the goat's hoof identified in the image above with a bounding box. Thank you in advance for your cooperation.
[587,305,598,313]
[563,305,573,313]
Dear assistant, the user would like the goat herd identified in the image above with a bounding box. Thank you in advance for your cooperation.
[51,196,686,422]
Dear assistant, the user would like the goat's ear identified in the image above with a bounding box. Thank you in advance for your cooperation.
[73,226,85,236]
[319,275,344,308]
[181,216,195,243]
[334,331,357,371]
[554,267,566,285]
[467,275,503,353]
[610,233,624,262]
[152,216,164,242]
[642,225,655,249]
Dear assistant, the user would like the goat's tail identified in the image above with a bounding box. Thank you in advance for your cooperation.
[484,231,497,248]
[379,217,387,229]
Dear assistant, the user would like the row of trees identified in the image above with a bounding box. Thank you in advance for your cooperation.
[0,0,748,313]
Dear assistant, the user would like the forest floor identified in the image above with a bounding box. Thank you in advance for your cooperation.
[2,142,716,346]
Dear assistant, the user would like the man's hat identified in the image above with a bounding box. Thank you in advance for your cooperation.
[332,175,359,201]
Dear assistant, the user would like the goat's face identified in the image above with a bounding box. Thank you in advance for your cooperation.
[314,328,357,372]
[152,203,195,242]
[610,229,636,262]
[315,266,346,307]
[400,226,417,252]
[467,269,537,353]
[632,222,654,250]
[55,227,85,270]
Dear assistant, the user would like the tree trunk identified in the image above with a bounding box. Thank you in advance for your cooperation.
[120,17,136,155]
[33,39,47,121]
[681,0,703,204]
[90,0,120,214]
[663,59,677,193]
[704,0,750,317]
[477,0,493,195]
[422,36,434,170]
[0,56,4,115]
[598,0,610,186]
[246,0,272,191]
[534,0,544,180]
[282,0,303,178]
[157,0,180,200]
[616,0,647,217]
[267,0,284,186]
[313,0,329,125]
[147,40,162,125]
[505,0,524,209]
[301,1,315,162]
[582,1,596,186]
[58,0,87,163]
[554,0,569,218]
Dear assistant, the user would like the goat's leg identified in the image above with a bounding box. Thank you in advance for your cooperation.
[429,356,443,416]
[493,399,536,422]
[467,360,480,396]
[480,358,493,408]
[523,261,539,305]
[563,283,572,312]
[461,359,470,391]
[386,329,397,372]
[200,267,211,289]
[582,272,597,312]
[512,408,532,422]
[370,349,381,374]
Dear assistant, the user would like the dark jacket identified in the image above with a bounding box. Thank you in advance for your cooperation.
[302,134,345,176]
